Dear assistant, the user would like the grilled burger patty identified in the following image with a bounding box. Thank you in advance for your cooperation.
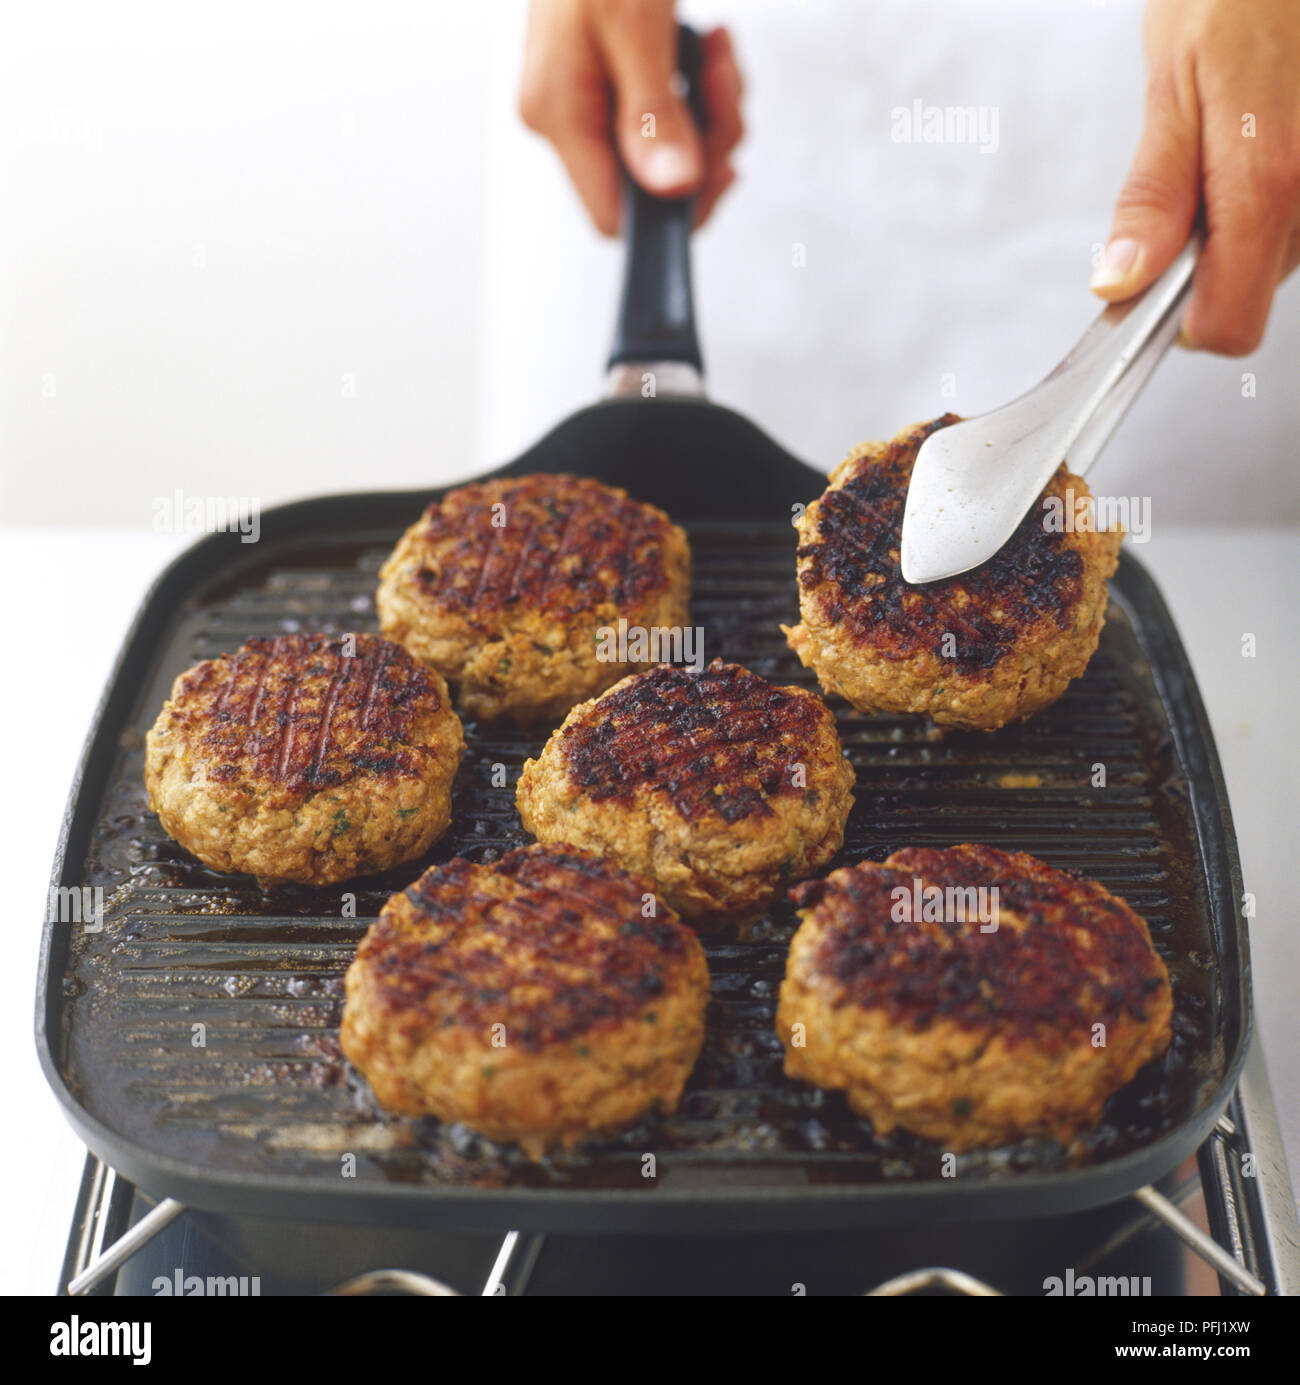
[777,844,1172,1150]
[784,416,1122,730]
[340,843,709,1155]
[376,473,691,726]
[145,633,464,886]
[516,659,855,925]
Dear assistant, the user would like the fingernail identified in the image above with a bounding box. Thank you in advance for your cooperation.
[1089,237,1141,289]
[1175,322,1199,351]
[642,143,698,192]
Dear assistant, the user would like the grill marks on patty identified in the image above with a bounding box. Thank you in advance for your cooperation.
[791,844,1170,1046]
[360,846,691,1049]
[174,634,446,792]
[410,473,676,622]
[797,414,1087,675]
[557,660,827,823]
[377,473,692,726]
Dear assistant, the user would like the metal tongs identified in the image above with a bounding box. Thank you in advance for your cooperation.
[899,235,1201,585]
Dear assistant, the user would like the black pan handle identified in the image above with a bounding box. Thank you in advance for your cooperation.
[607,24,707,376]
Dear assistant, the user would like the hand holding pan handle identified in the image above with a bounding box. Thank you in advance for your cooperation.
[606,23,707,396]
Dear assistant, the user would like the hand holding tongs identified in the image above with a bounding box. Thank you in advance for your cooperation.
[900,235,1202,585]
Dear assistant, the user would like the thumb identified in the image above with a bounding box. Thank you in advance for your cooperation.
[1091,80,1200,301]
[593,4,704,197]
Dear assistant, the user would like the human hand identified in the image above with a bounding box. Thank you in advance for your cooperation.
[518,0,743,234]
[1090,0,1300,354]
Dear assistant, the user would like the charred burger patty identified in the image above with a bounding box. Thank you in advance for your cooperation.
[785,415,1122,730]
[376,473,691,726]
[516,659,855,925]
[145,633,463,886]
[777,843,1172,1150]
[340,843,709,1156]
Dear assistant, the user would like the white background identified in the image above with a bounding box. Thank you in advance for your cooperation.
[2,0,1296,1293]
[4,0,1298,522]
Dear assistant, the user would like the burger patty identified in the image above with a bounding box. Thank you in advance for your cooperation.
[516,659,855,925]
[777,844,1172,1150]
[376,473,691,726]
[340,843,710,1156]
[784,416,1122,730]
[145,633,464,886]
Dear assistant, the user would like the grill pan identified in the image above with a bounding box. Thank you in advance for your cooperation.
[34,420,1253,1232]
[35,53,1250,1231]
